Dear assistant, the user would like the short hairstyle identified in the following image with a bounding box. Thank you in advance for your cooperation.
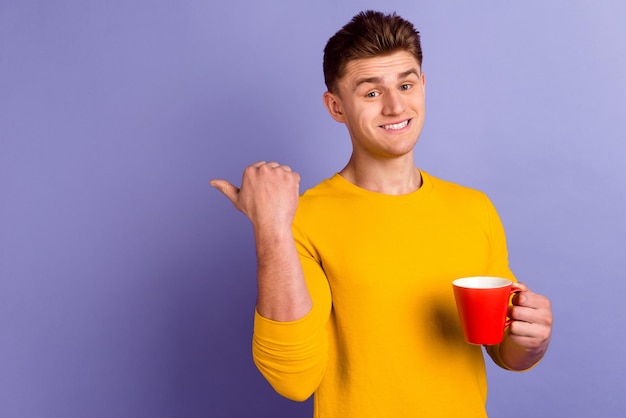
[323,10,423,93]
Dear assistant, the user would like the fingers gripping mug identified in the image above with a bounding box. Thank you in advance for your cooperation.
[452,276,520,345]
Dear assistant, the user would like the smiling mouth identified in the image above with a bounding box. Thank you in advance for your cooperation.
[381,119,410,130]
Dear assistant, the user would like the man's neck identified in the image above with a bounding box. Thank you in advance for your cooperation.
[339,155,422,195]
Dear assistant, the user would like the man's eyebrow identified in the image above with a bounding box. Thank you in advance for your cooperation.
[399,68,421,79]
[352,68,421,92]
[353,76,383,92]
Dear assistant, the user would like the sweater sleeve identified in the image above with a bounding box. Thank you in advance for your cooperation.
[252,219,332,402]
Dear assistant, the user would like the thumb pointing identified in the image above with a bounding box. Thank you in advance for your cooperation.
[210,179,240,204]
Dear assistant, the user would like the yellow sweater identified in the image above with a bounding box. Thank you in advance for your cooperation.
[253,171,515,417]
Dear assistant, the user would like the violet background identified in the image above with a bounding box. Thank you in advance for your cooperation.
[1,0,625,417]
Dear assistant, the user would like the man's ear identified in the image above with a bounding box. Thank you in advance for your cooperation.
[323,91,346,123]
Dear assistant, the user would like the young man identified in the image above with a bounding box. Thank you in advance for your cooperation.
[211,10,552,417]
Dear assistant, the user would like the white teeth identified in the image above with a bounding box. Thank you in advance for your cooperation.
[382,120,409,130]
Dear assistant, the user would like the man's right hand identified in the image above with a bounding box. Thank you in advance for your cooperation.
[210,161,301,229]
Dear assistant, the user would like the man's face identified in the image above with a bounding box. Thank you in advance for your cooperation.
[324,51,426,160]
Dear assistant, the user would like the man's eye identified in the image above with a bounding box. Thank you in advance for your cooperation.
[400,84,412,91]
[366,91,379,98]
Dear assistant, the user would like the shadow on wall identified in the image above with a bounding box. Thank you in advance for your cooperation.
[202,192,314,417]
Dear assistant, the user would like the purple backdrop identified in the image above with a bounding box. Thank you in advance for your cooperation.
[1,1,625,417]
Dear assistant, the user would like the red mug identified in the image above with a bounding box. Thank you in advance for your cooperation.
[452,276,520,345]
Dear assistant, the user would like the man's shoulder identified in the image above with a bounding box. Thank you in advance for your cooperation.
[424,171,485,195]
[423,171,493,210]
[299,174,344,200]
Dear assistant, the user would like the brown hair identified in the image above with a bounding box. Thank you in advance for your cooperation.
[323,10,423,93]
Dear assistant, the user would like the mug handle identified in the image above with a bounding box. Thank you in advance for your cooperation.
[504,288,523,328]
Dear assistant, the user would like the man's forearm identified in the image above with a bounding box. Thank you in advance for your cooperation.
[254,224,312,322]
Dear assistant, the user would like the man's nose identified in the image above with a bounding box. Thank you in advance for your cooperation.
[382,90,406,115]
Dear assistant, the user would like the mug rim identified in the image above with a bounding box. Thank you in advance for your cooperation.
[453,276,512,289]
